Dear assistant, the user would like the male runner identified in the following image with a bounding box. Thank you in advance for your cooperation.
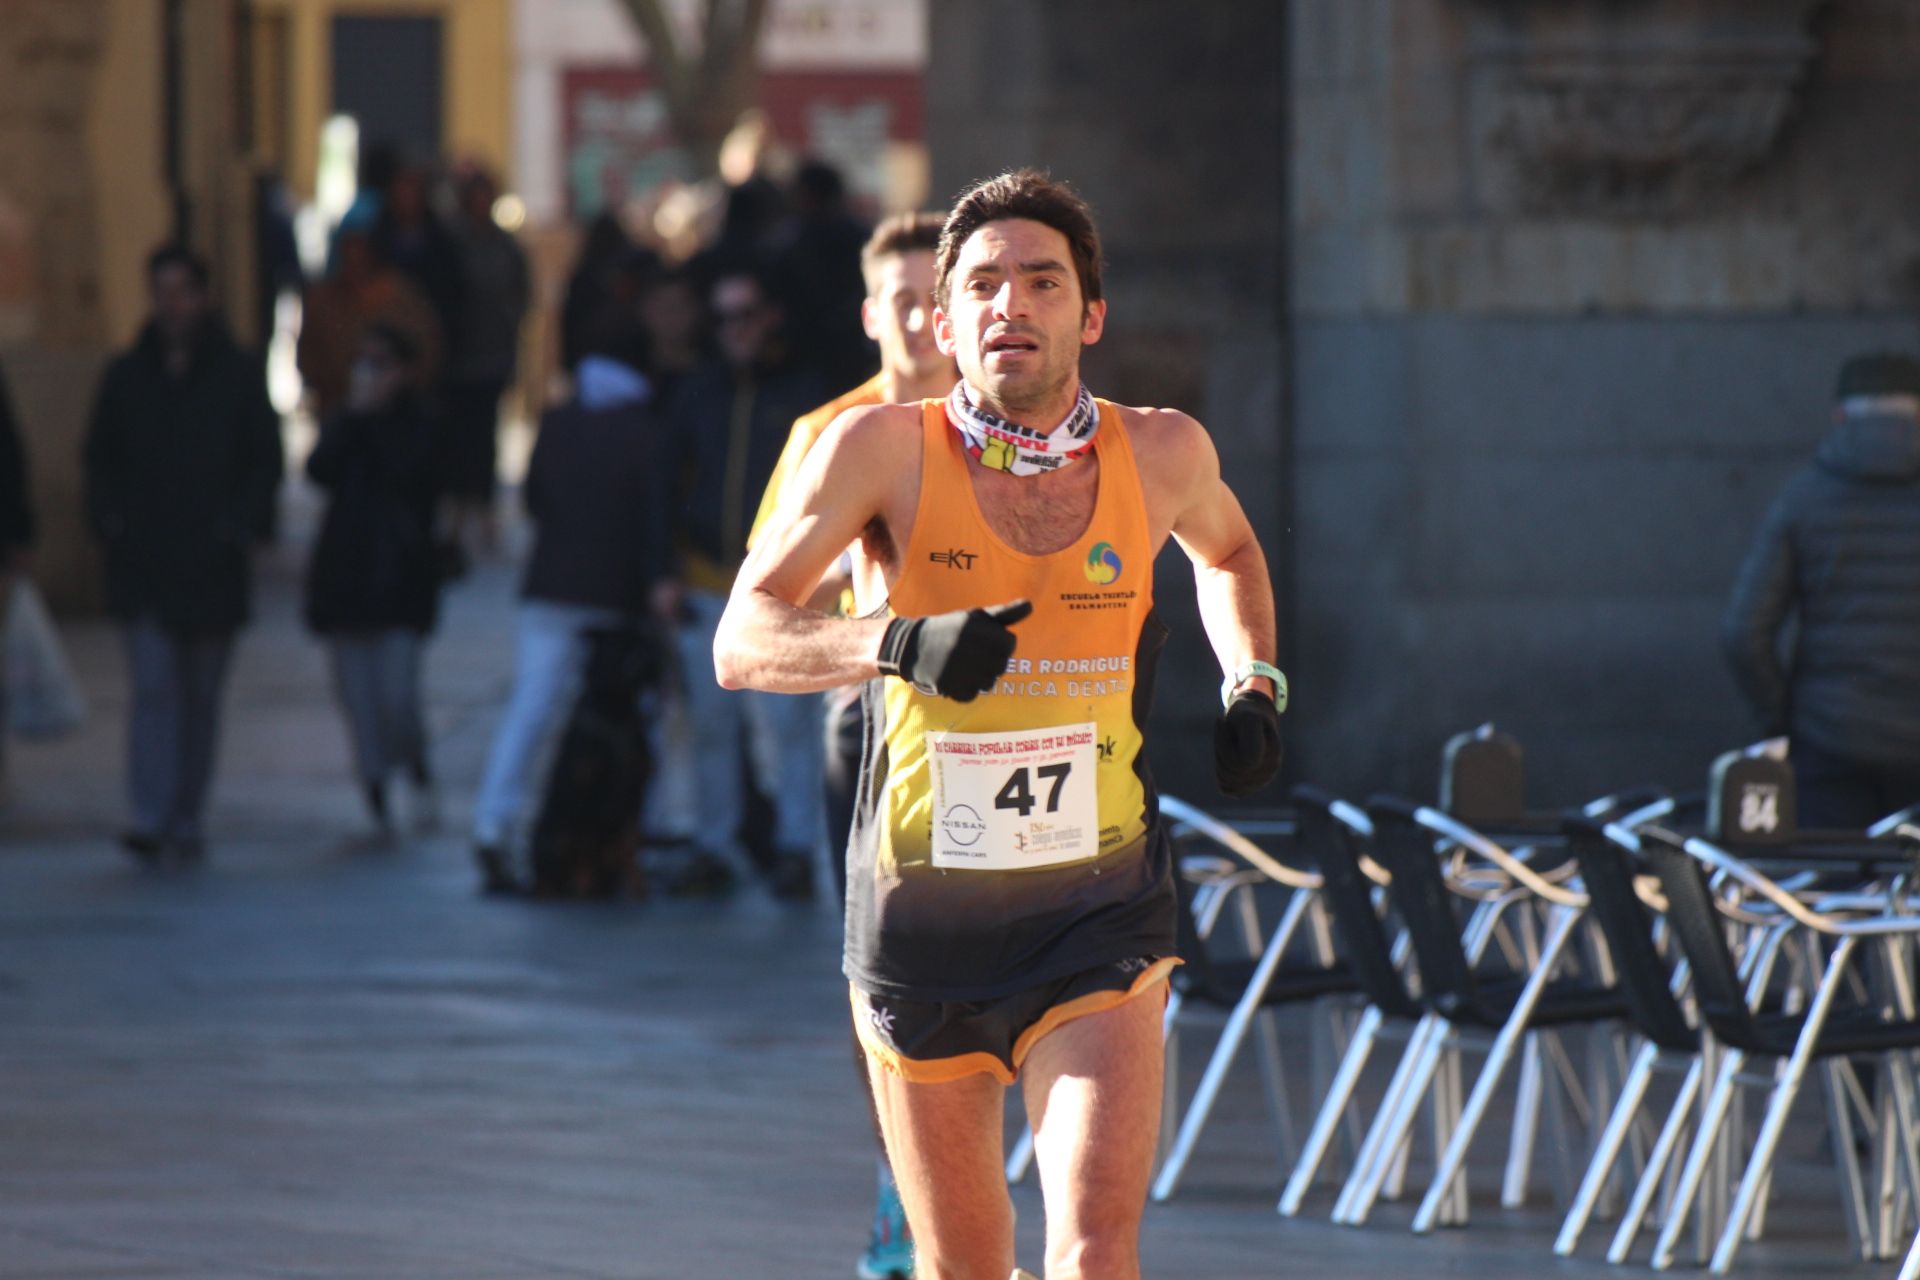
[716,170,1285,1280]
[748,211,956,1279]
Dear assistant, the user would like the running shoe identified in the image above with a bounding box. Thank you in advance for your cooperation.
[856,1179,914,1279]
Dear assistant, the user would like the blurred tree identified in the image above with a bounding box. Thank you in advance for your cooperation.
[613,0,772,180]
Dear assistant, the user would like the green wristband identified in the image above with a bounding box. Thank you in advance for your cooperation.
[1221,661,1287,712]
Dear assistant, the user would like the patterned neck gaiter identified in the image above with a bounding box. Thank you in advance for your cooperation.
[945,379,1100,476]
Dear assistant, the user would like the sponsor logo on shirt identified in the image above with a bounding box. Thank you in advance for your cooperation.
[930,547,978,570]
[1084,540,1123,585]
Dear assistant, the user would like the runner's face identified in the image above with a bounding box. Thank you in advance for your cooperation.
[863,250,950,386]
[936,218,1105,416]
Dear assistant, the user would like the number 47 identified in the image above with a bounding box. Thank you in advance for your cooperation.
[995,763,1071,818]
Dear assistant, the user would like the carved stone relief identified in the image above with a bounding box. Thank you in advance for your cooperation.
[1462,0,1829,215]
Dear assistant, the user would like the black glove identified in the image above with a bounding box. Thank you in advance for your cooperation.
[1215,688,1283,797]
[877,599,1032,701]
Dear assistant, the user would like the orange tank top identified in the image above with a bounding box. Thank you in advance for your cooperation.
[845,397,1177,1002]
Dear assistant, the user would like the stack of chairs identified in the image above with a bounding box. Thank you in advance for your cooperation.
[1042,726,1920,1278]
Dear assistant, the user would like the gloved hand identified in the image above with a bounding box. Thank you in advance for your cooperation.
[1215,688,1283,797]
[877,599,1032,701]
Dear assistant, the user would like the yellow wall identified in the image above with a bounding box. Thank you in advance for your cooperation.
[253,0,513,201]
[88,0,261,346]
[86,0,172,347]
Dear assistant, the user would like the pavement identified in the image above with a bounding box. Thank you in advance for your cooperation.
[0,489,1897,1278]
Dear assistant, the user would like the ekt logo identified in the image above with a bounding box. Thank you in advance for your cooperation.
[931,548,977,570]
[1084,540,1122,585]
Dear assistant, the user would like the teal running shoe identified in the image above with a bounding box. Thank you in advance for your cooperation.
[856,1177,914,1279]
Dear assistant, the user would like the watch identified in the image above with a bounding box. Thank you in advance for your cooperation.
[1221,661,1287,712]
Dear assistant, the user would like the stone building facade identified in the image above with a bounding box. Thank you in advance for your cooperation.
[929,0,1920,805]
[0,0,254,610]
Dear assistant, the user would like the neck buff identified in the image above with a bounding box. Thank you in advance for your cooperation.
[946,379,1099,476]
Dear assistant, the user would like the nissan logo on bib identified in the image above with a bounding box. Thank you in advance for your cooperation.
[939,803,988,847]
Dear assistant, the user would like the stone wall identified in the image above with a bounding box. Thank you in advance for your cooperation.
[925,0,1286,804]
[1291,0,1920,803]
[925,0,1920,807]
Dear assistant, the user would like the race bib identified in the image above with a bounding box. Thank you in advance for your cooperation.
[929,722,1099,870]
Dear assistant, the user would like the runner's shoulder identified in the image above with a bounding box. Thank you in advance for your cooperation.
[827,399,921,435]
[794,377,886,437]
[1111,403,1215,474]
[814,401,924,468]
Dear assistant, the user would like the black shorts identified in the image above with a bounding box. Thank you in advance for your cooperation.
[852,955,1177,1085]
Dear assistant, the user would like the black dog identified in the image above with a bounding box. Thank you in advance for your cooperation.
[527,624,665,898]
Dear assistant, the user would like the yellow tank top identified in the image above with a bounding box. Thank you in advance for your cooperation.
[846,397,1177,1001]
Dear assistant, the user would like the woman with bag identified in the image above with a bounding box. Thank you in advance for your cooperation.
[304,324,441,835]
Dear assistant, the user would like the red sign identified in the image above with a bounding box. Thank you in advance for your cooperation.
[561,65,922,219]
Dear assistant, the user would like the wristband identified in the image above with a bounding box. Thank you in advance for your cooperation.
[876,617,917,679]
[1221,661,1287,712]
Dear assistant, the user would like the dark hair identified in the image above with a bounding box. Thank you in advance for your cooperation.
[358,141,400,195]
[861,212,944,286]
[146,243,209,289]
[711,259,782,313]
[935,170,1102,310]
[1837,352,1920,400]
[361,321,420,368]
[793,159,846,208]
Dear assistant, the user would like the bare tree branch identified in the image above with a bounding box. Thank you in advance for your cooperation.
[612,0,772,179]
[614,0,687,114]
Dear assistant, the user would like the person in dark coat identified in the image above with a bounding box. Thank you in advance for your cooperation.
[83,244,284,863]
[441,163,530,546]
[559,211,651,376]
[371,164,465,361]
[769,159,873,392]
[470,316,675,893]
[0,358,35,578]
[305,324,442,834]
[663,264,827,898]
[1724,351,1920,827]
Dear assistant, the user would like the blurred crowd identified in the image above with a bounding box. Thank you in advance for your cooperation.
[31,139,1920,906]
[36,144,885,899]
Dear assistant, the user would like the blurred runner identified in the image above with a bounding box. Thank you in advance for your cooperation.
[748,211,954,1279]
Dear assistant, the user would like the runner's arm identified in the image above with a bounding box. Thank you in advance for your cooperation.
[713,408,899,692]
[1164,415,1280,701]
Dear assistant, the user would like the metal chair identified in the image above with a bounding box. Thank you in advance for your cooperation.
[1332,796,1630,1231]
[1639,826,1920,1274]
[1277,784,1429,1217]
[1553,809,1715,1262]
[1148,796,1349,1201]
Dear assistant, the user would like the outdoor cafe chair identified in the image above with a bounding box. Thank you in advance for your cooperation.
[1275,783,1431,1217]
[1638,825,1920,1274]
[1552,808,1714,1262]
[1146,794,1350,1201]
[1331,796,1632,1232]
[1552,808,1804,1265]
